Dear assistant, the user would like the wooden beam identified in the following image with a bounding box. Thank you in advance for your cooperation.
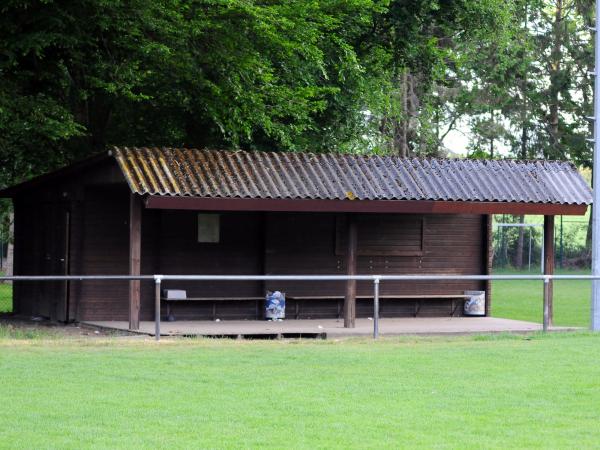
[343,217,357,328]
[484,214,493,316]
[145,195,589,216]
[543,215,555,330]
[129,193,142,330]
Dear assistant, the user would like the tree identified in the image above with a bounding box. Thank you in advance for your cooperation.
[1,0,575,185]
[358,0,517,156]
[0,0,379,186]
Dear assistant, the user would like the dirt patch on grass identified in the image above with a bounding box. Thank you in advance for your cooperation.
[0,314,137,339]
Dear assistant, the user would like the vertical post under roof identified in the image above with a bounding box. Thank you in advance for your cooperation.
[343,216,357,328]
[129,193,142,330]
[484,214,493,317]
[543,215,555,331]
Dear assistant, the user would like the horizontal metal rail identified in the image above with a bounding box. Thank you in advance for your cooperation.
[1,274,600,282]
[2,273,599,341]
[154,274,600,281]
[0,275,155,281]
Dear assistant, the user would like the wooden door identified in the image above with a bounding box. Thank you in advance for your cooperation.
[44,205,71,322]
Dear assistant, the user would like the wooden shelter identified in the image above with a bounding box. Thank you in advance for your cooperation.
[0,147,592,329]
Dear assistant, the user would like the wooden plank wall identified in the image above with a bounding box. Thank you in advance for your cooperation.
[264,213,345,319]
[13,184,488,322]
[265,213,485,319]
[12,197,70,320]
[75,187,130,320]
[12,199,37,316]
[67,195,85,321]
[135,210,486,321]
[11,161,136,321]
[150,210,264,320]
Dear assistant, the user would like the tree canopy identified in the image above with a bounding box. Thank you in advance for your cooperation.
[0,0,594,189]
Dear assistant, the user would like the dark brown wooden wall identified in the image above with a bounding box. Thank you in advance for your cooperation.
[141,210,486,320]
[11,161,133,321]
[12,199,39,317]
[264,213,485,318]
[142,210,264,320]
[75,186,130,320]
[12,198,71,320]
[13,177,488,321]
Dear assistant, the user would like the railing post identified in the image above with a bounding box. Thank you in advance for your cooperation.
[373,276,380,339]
[155,276,162,341]
[543,276,550,332]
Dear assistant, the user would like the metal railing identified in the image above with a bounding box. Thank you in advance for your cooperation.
[2,273,600,340]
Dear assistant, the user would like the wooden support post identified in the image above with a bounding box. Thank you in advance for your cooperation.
[343,217,357,328]
[129,194,142,330]
[543,215,555,330]
[484,214,493,317]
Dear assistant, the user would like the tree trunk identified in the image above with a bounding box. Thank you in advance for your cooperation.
[392,71,419,157]
[394,71,410,157]
[500,215,509,266]
[5,213,13,286]
[489,108,495,158]
[581,3,593,260]
[515,215,525,269]
[548,0,563,158]
[515,70,528,270]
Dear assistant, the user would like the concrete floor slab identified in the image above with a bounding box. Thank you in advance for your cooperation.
[84,317,578,338]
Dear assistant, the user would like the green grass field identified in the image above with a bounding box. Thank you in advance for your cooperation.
[0,283,12,313]
[0,270,596,448]
[1,333,600,449]
[492,268,591,327]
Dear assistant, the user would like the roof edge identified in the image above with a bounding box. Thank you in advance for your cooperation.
[146,195,590,216]
[0,151,113,198]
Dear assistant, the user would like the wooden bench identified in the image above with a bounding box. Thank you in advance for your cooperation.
[286,295,473,319]
[162,297,264,321]
[162,294,474,321]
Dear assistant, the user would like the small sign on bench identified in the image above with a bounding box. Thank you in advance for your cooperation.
[163,289,186,300]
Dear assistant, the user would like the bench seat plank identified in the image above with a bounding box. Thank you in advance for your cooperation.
[162,295,472,301]
[162,297,264,321]
[161,294,474,321]
[287,294,471,300]
[162,297,263,302]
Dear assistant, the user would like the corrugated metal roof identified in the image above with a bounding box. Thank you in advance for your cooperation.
[112,147,592,205]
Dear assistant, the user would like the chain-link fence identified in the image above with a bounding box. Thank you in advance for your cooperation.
[0,224,12,313]
[493,216,591,271]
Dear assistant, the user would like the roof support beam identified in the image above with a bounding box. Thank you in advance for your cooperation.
[543,215,555,331]
[343,216,357,328]
[129,193,142,330]
[484,214,493,317]
[145,196,588,216]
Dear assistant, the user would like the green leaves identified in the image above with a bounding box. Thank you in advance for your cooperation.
[1,0,386,173]
[4,0,587,190]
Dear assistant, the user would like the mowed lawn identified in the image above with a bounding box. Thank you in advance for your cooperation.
[1,333,600,449]
[492,268,591,327]
[0,283,12,313]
